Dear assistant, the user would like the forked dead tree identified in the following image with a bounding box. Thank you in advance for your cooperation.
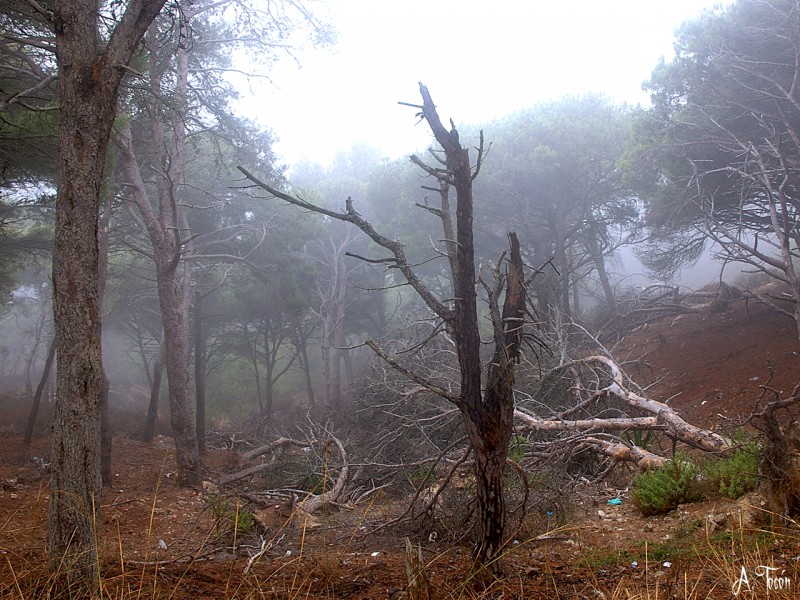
[239,83,525,572]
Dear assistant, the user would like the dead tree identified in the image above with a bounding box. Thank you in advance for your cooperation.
[239,83,526,572]
[513,354,732,469]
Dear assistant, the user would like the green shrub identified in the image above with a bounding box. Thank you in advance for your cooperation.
[508,434,528,462]
[207,493,255,536]
[702,441,759,500]
[632,437,761,515]
[632,453,704,515]
[408,463,436,487]
[623,429,656,452]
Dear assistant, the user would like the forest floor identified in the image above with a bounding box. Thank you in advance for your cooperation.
[2,287,800,598]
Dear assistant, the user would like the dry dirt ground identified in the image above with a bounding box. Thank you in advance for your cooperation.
[2,291,800,598]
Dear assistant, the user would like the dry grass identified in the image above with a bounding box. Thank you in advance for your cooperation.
[3,481,800,599]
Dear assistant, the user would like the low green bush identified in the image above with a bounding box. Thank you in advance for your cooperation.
[207,493,255,537]
[702,441,759,499]
[632,453,704,515]
[632,435,761,515]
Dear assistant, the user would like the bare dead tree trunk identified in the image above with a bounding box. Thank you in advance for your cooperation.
[238,83,526,574]
[317,230,354,408]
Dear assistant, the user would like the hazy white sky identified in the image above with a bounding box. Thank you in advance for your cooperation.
[238,0,730,168]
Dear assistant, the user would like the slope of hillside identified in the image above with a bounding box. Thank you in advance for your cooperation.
[614,282,800,429]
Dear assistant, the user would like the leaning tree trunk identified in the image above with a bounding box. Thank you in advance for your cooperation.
[23,336,56,446]
[585,218,618,321]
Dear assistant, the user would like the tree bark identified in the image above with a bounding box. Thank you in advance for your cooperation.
[114,45,201,484]
[49,0,168,586]
[415,86,526,573]
[263,327,275,418]
[157,252,201,484]
[22,293,47,397]
[319,232,352,408]
[586,217,618,320]
[99,166,114,485]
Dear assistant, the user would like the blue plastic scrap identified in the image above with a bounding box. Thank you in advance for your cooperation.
[607,497,622,505]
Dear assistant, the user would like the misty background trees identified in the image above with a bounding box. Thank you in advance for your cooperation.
[1,0,799,580]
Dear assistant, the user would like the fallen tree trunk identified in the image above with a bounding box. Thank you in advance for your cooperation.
[512,355,731,467]
[297,434,349,517]
[514,411,663,432]
[581,437,668,469]
[219,437,308,485]
[588,355,730,453]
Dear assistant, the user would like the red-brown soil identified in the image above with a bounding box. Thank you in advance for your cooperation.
[613,284,800,429]
[2,290,800,598]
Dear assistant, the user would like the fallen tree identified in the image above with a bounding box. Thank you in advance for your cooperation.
[512,352,732,473]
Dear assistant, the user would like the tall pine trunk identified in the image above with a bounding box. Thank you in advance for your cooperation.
[157,256,201,484]
[193,292,207,455]
[49,0,170,584]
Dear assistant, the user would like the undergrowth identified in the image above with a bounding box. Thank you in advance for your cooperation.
[632,437,760,516]
[632,453,705,515]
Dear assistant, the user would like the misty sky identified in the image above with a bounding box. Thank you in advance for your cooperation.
[236,0,730,168]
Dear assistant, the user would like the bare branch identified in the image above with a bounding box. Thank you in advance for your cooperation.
[364,340,458,402]
[236,166,453,322]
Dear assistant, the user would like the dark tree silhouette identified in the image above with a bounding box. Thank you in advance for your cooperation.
[239,83,528,573]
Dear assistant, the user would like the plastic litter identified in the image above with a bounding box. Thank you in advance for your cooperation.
[607,497,622,505]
